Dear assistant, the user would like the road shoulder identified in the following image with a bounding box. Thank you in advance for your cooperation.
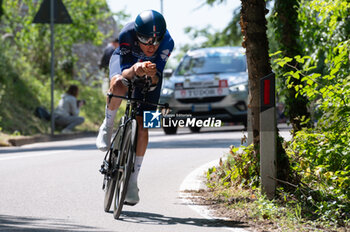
[0,131,97,147]
[179,159,250,232]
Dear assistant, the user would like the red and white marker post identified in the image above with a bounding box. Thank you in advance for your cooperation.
[260,73,277,199]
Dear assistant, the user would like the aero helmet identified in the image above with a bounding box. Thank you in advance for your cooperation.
[134,10,166,45]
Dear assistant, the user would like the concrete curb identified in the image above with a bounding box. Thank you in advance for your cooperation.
[7,131,97,147]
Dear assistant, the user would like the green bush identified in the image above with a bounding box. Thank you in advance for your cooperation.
[0,38,51,135]
[0,37,107,135]
[0,0,121,135]
[207,144,259,189]
[272,39,350,224]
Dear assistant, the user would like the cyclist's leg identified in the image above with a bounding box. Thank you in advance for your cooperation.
[132,82,162,157]
[124,116,146,205]
[96,75,128,151]
[105,75,127,125]
[107,75,128,110]
[135,116,148,157]
[131,83,162,159]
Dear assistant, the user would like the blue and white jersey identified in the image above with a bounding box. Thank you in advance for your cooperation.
[118,22,174,79]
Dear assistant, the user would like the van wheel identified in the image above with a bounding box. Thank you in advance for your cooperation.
[189,126,201,133]
[243,118,248,131]
[163,126,177,135]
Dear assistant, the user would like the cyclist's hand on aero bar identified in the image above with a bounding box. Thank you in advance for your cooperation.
[134,62,146,77]
[142,61,157,78]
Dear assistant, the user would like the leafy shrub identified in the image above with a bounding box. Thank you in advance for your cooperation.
[0,0,120,135]
[272,39,350,224]
[207,144,259,189]
[0,38,51,134]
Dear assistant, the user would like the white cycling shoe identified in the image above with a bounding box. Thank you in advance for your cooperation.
[96,119,113,152]
[124,181,140,206]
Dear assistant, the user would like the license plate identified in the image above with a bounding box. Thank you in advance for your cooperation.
[175,87,229,99]
[183,80,218,88]
[192,104,211,112]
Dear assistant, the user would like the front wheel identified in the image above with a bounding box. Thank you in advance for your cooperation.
[113,119,137,219]
[103,176,116,212]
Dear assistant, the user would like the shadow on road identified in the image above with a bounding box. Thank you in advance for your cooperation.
[178,127,246,135]
[118,210,249,229]
[148,138,242,149]
[0,214,110,232]
[0,144,97,154]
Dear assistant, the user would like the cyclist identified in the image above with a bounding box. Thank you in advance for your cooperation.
[96,10,174,205]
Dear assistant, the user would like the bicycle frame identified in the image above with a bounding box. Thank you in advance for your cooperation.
[101,77,170,182]
[102,85,137,180]
[100,77,171,218]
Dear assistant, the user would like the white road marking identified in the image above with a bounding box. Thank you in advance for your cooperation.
[179,159,250,232]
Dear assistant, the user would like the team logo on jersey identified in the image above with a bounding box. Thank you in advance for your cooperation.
[120,47,130,55]
[160,49,170,61]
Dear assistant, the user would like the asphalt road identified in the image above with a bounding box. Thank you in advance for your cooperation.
[0,126,289,232]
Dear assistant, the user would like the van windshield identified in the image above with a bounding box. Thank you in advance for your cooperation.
[175,54,247,76]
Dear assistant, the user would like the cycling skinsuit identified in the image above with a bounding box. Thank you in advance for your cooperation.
[109,22,174,115]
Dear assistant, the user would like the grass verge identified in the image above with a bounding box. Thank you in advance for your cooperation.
[200,148,350,232]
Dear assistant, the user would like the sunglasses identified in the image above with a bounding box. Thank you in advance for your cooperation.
[137,34,163,46]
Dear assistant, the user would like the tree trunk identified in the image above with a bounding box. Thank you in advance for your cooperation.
[0,0,3,19]
[240,0,272,153]
[273,0,310,133]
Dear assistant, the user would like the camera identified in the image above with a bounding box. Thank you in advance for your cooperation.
[77,99,86,107]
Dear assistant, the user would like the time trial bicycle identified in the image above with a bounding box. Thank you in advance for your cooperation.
[99,76,169,219]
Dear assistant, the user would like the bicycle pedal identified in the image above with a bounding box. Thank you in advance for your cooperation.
[99,166,107,175]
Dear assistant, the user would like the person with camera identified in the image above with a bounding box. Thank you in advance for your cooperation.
[53,85,85,134]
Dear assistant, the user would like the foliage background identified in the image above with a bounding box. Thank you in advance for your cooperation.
[0,0,128,135]
[198,0,350,228]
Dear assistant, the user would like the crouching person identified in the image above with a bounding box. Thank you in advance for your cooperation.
[54,85,85,134]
